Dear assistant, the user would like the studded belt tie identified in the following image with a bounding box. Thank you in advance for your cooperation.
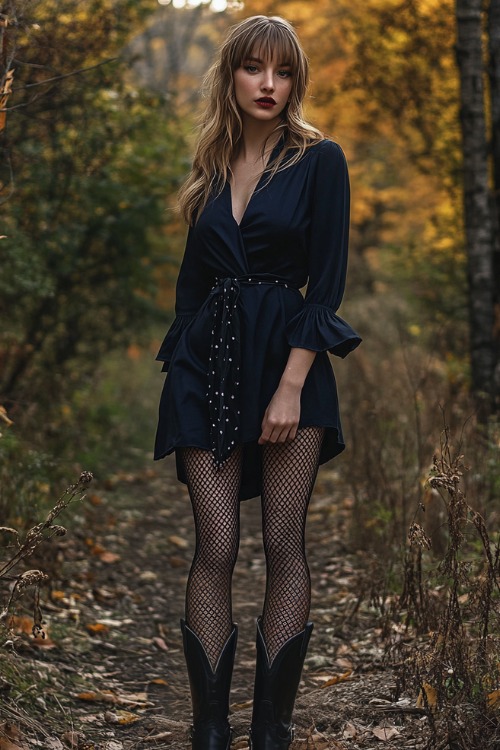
[207,275,292,469]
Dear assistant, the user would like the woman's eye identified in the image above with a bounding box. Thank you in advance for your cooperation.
[278,70,292,78]
[244,65,258,73]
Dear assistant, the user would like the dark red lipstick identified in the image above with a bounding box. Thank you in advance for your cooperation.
[256,97,276,108]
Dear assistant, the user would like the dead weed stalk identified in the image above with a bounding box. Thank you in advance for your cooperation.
[0,471,93,638]
[398,425,500,748]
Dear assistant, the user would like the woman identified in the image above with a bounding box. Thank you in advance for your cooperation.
[155,15,361,750]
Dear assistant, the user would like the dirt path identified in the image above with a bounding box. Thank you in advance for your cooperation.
[1,455,431,750]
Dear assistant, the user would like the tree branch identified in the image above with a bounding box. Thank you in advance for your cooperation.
[10,56,118,94]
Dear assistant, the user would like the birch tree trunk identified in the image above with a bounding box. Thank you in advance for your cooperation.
[455,0,496,412]
[488,0,500,402]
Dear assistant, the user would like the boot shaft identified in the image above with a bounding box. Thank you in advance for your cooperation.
[250,618,313,748]
[181,619,237,727]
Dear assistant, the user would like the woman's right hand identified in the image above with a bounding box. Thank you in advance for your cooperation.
[258,381,301,444]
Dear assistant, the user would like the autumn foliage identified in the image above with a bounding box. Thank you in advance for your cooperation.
[1,1,500,747]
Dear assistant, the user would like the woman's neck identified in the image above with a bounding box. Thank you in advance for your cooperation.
[236,119,283,162]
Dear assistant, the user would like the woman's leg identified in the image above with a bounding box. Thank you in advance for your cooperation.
[181,446,242,669]
[261,427,324,663]
[249,428,324,749]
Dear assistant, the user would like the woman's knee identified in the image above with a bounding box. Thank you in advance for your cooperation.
[193,538,239,573]
[262,536,306,569]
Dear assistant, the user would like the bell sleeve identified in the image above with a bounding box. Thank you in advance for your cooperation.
[286,140,361,358]
[156,226,212,372]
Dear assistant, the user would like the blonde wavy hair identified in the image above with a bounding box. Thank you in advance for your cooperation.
[178,15,324,225]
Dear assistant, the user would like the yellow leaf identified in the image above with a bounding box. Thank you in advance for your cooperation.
[0,69,15,133]
[487,689,500,709]
[77,691,105,702]
[230,700,253,710]
[86,623,109,634]
[0,406,13,427]
[416,682,438,710]
[7,616,56,648]
[76,690,149,708]
[321,670,353,688]
[104,710,141,725]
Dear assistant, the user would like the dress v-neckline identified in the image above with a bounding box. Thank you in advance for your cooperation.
[228,171,265,228]
[228,137,284,228]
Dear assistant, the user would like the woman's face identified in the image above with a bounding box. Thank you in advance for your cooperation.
[233,49,293,125]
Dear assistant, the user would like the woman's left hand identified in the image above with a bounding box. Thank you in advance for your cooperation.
[258,382,301,444]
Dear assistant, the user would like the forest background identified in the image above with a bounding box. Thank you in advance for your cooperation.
[1,0,500,747]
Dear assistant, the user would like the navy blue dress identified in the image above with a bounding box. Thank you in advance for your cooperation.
[154,138,361,500]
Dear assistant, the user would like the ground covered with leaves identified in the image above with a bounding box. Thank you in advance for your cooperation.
[0,455,492,750]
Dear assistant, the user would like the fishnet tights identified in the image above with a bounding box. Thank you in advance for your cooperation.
[181,446,242,671]
[181,427,323,669]
[261,427,324,662]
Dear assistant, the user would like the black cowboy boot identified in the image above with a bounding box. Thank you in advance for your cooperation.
[181,619,238,750]
[249,617,313,750]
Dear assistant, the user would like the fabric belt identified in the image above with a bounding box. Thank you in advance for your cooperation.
[207,275,294,469]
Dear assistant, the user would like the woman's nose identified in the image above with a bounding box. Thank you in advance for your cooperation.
[261,69,275,92]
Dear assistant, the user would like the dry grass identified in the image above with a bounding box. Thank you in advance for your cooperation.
[0,471,93,638]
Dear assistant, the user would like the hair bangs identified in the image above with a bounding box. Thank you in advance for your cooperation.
[231,17,301,72]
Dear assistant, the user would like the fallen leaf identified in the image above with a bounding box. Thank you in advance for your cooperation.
[97,618,132,627]
[86,623,110,634]
[487,689,500,709]
[7,616,56,648]
[99,551,121,564]
[230,699,253,710]
[416,681,438,710]
[342,721,358,739]
[77,692,105,702]
[0,407,13,427]
[75,690,149,708]
[333,657,354,670]
[168,534,189,549]
[321,670,352,687]
[104,710,141,725]
[138,570,157,582]
[152,637,168,651]
[149,678,168,686]
[372,726,401,741]
[51,590,66,601]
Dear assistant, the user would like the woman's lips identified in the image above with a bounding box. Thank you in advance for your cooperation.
[255,97,276,108]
